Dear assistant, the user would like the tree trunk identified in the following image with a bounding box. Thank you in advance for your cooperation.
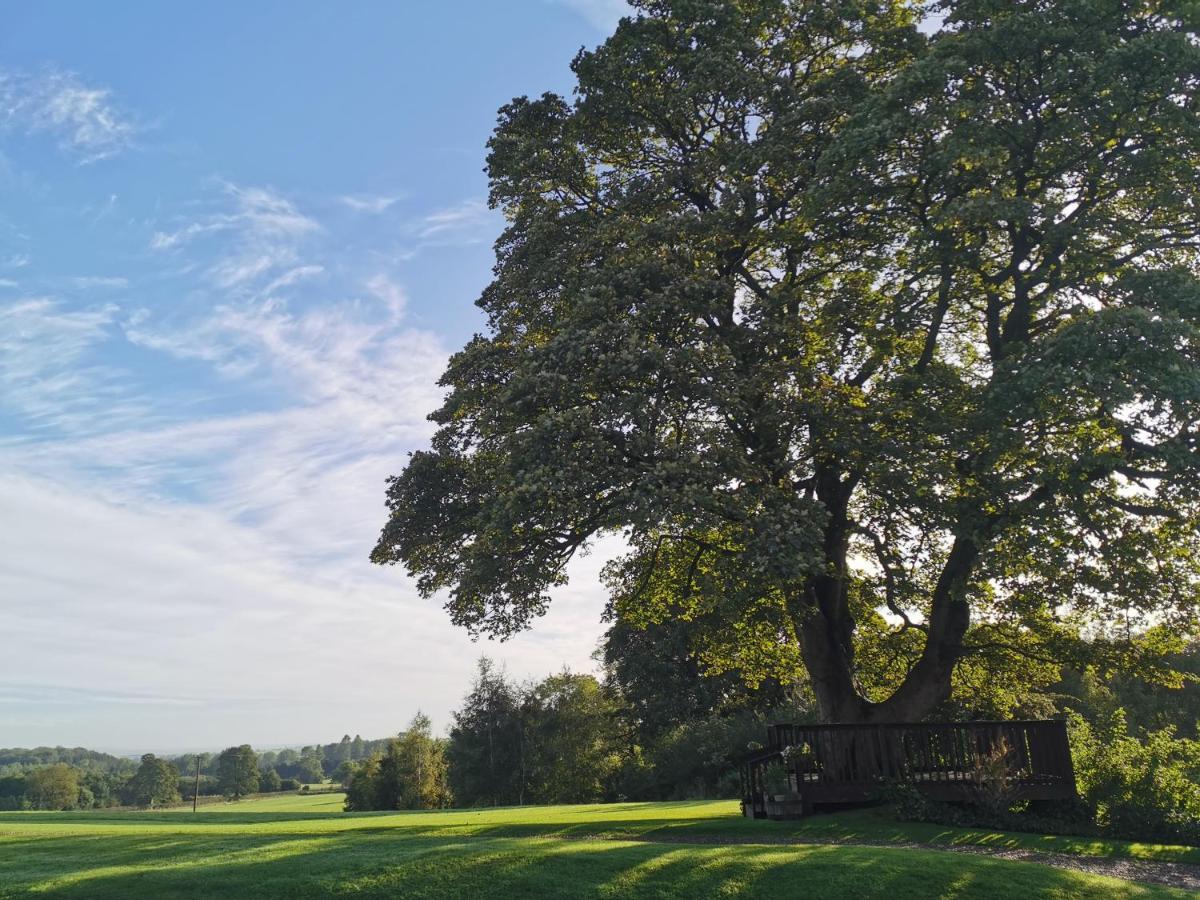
[797,608,869,721]
[795,531,979,724]
[799,468,869,720]
[872,535,977,721]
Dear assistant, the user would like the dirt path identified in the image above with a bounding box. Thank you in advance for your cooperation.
[577,831,1200,891]
[940,843,1200,892]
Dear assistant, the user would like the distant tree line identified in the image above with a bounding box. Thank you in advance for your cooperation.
[5,629,1196,831]
[166,733,391,796]
[0,747,135,811]
[0,733,392,811]
[342,616,1200,836]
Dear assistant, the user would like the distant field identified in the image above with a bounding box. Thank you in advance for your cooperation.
[0,793,1194,898]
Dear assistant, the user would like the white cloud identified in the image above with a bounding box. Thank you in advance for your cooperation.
[209,252,289,289]
[132,299,432,405]
[0,69,136,162]
[82,192,119,223]
[0,296,140,433]
[151,182,320,292]
[416,198,492,239]
[3,284,609,747]
[548,0,630,31]
[0,175,609,749]
[149,221,224,251]
[261,265,324,297]
[340,194,399,214]
[0,278,17,288]
[366,273,407,318]
[228,183,320,238]
[70,275,129,289]
[0,468,608,750]
[4,254,30,268]
[151,182,319,250]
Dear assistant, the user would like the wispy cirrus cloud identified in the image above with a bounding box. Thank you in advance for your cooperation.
[415,198,493,239]
[2,253,512,750]
[151,182,319,250]
[340,193,400,214]
[69,275,129,289]
[2,176,604,750]
[366,273,407,318]
[0,296,141,433]
[151,182,320,292]
[0,68,137,162]
[261,264,324,296]
[48,300,448,565]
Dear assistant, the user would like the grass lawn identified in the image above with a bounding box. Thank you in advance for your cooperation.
[0,793,1194,899]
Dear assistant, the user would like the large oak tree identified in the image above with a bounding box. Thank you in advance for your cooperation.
[374,0,1200,722]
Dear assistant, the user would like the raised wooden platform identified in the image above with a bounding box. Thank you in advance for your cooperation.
[740,719,1077,819]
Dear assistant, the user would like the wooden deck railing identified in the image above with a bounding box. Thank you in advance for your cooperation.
[740,719,1076,818]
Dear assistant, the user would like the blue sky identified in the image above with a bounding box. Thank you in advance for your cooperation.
[0,0,630,752]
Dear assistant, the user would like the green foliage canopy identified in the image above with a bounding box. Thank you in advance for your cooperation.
[259,768,283,793]
[522,672,623,804]
[603,613,796,738]
[124,754,180,809]
[22,764,80,811]
[216,745,260,800]
[447,658,528,806]
[345,714,452,811]
[374,0,1200,721]
[447,661,627,806]
[1069,711,1200,843]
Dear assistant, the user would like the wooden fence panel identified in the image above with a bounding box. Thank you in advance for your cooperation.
[741,719,1077,815]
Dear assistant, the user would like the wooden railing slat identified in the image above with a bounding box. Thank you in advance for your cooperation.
[740,719,1076,811]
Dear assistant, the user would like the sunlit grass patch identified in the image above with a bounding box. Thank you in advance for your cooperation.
[0,794,1193,899]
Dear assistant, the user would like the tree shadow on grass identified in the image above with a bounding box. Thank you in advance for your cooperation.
[5,803,1194,866]
[0,829,1179,900]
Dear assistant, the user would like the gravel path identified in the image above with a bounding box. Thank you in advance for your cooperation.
[575,831,1200,891]
[928,843,1200,891]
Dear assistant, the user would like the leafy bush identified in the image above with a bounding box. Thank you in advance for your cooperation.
[609,746,656,802]
[886,711,1200,845]
[1069,710,1200,844]
[641,712,777,800]
[883,781,1094,836]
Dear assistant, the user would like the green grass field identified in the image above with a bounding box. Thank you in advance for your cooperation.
[1,793,1195,898]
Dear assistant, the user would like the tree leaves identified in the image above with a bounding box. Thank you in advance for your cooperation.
[375,0,1200,720]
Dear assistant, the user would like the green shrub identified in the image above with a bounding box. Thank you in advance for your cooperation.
[882,781,1093,836]
[609,746,656,802]
[643,712,777,800]
[883,712,1199,845]
[1069,710,1200,844]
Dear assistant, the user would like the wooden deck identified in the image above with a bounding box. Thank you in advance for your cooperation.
[740,719,1077,819]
